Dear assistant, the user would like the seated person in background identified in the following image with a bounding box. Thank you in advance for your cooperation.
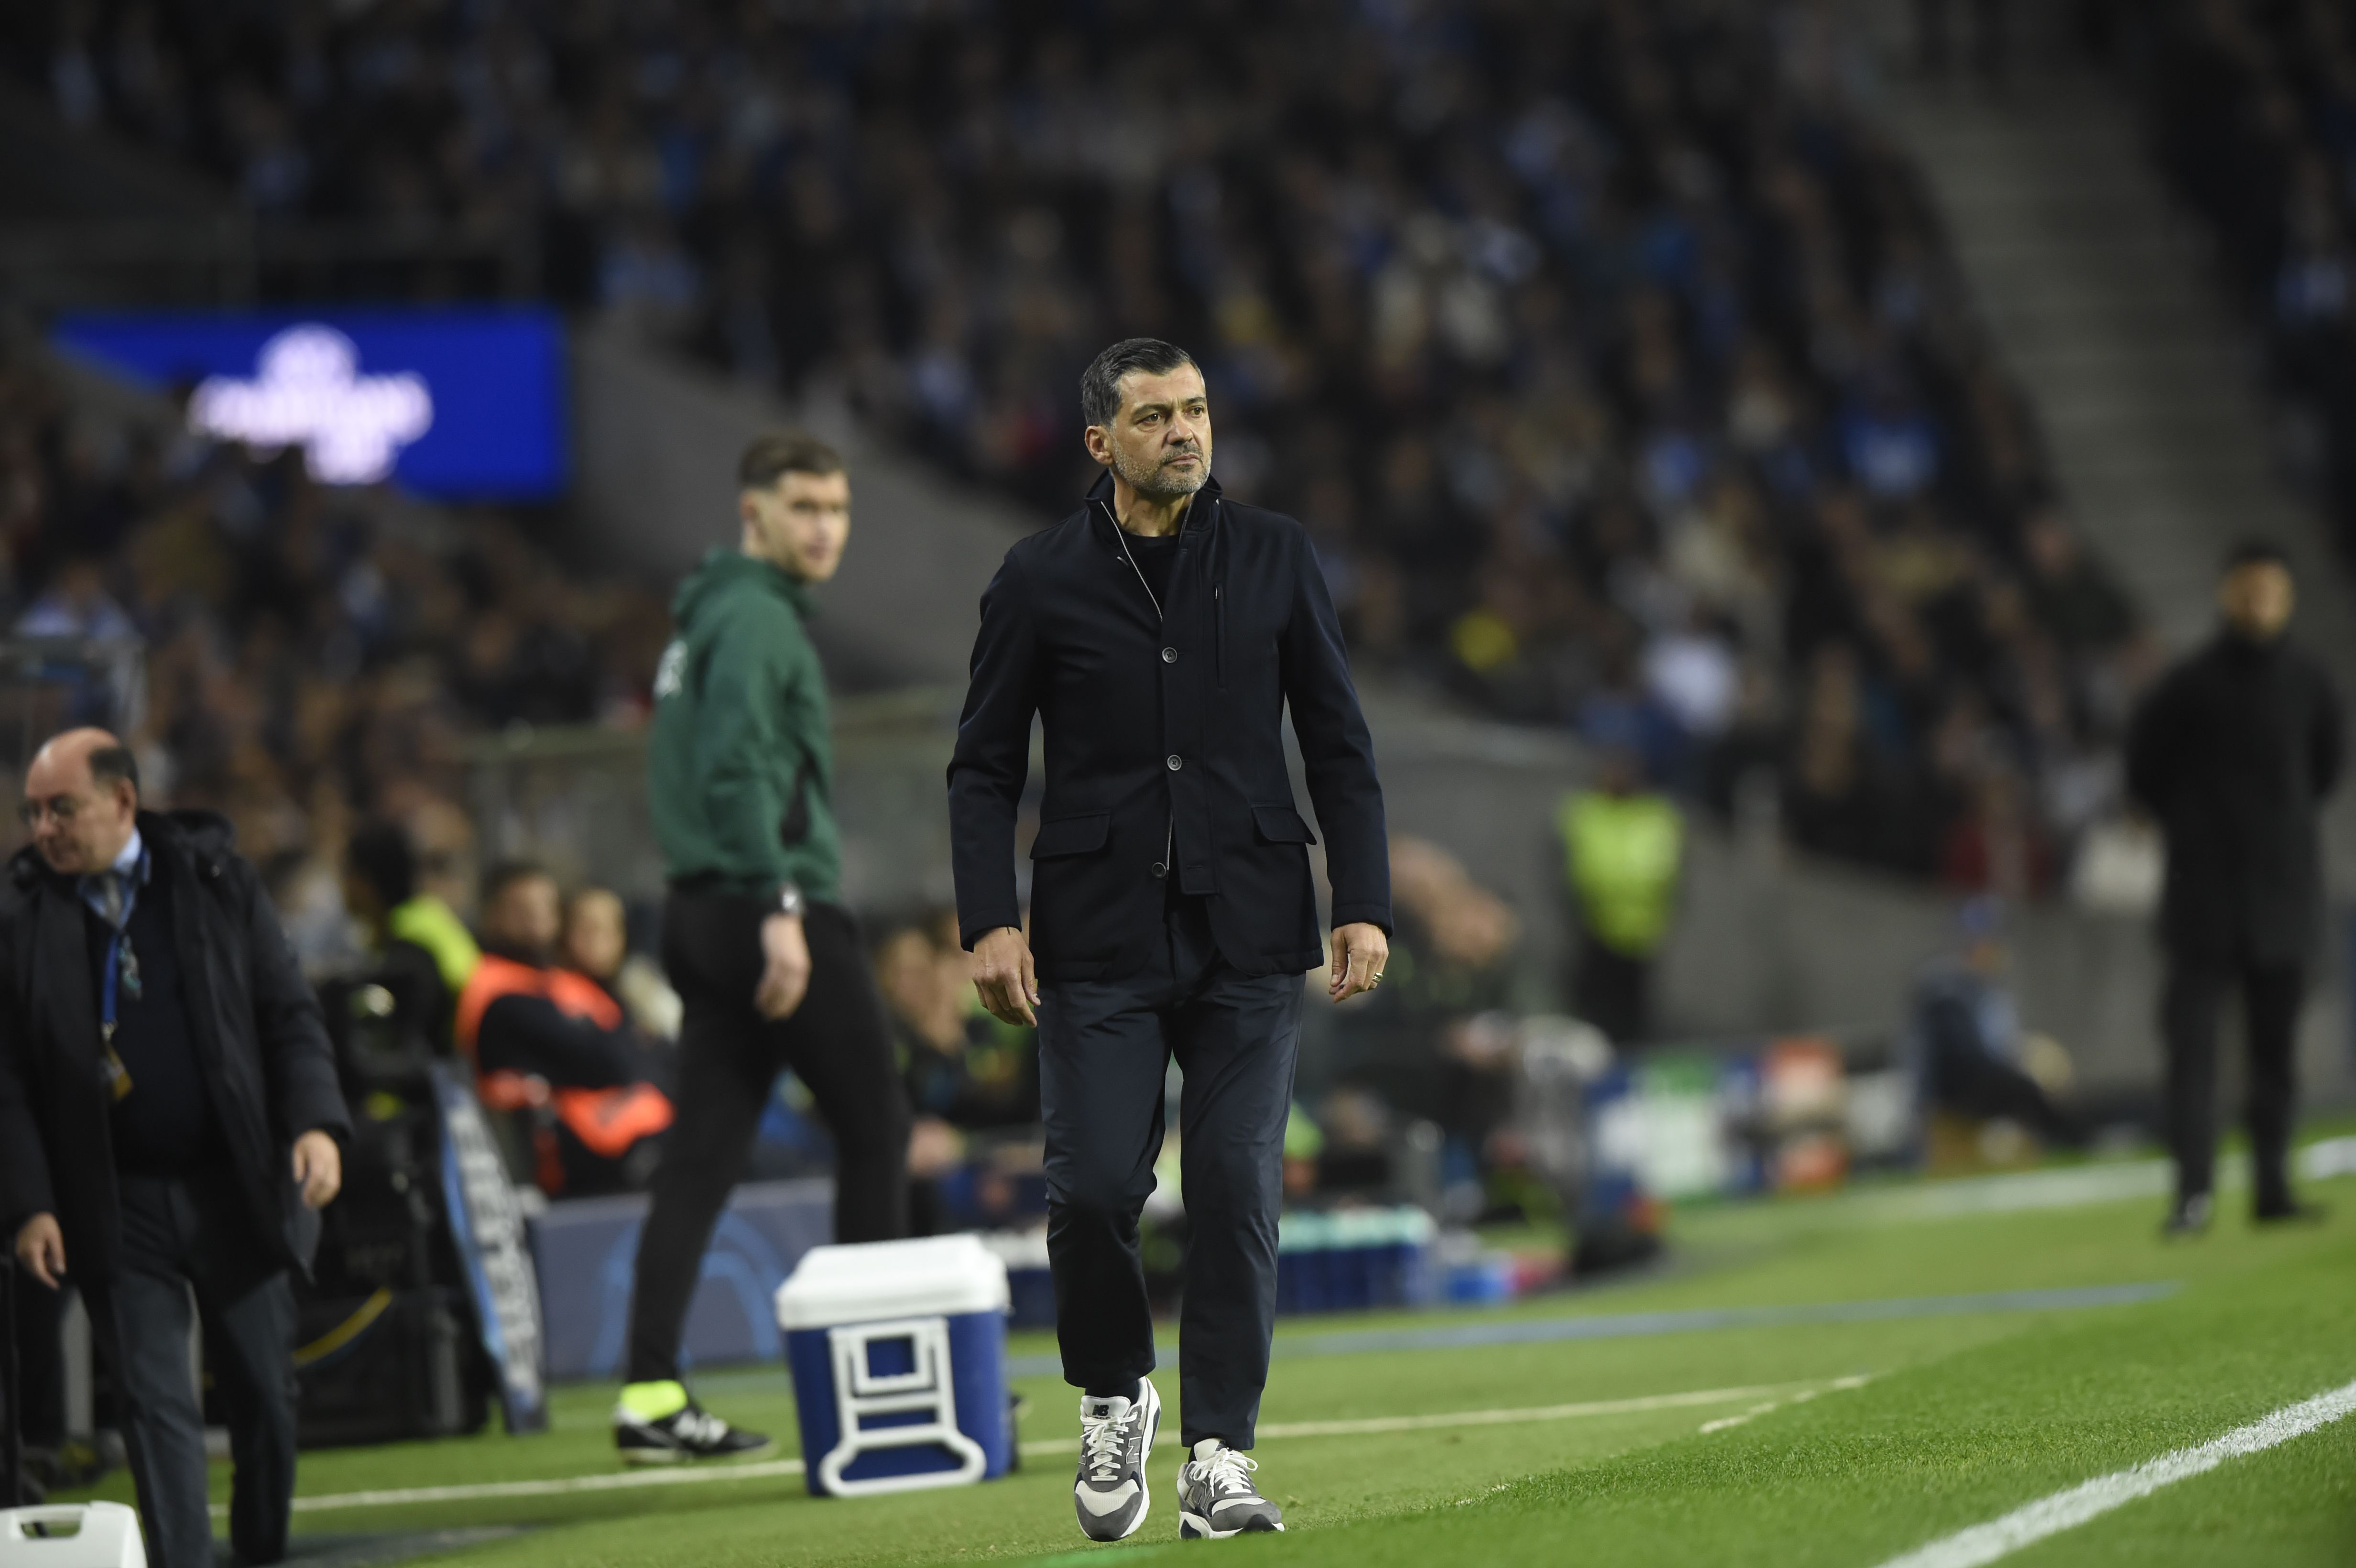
[459,861,674,1194]
[1910,896,2083,1159]
[562,885,683,1040]
[343,819,480,1049]
[875,920,1040,1233]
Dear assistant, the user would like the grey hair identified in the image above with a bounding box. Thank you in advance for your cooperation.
[89,744,139,796]
[1080,338,1199,428]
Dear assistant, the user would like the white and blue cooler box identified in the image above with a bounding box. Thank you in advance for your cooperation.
[774,1234,1014,1498]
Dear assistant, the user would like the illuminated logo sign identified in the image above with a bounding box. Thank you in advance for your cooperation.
[53,308,567,500]
[189,324,434,485]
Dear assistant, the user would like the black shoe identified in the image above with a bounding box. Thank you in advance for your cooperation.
[613,1401,776,1466]
[2254,1197,2329,1226]
[2160,1193,2212,1238]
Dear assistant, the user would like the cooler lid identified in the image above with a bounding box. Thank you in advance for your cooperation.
[774,1233,1012,1328]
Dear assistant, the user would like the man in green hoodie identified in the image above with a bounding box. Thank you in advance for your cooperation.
[614,433,911,1466]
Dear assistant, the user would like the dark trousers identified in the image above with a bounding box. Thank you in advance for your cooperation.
[2162,956,2303,1208]
[1574,938,1652,1045]
[81,1170,296,1568]
[1039,893,1302,1450]
[625,894,910,1384]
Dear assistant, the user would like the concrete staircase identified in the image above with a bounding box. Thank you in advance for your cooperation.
[1875,63,2356,890]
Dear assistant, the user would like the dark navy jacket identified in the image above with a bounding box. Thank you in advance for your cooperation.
[2126,631,2342,965]
[949,474,1391,981]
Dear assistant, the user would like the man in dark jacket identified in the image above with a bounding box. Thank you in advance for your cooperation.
[950,339,1391,1543]
[2127,543,2342,1233]
[0,729,348,1568]
[613,432,910,1466]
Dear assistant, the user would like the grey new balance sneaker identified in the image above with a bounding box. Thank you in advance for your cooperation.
[1176,1439,1284,1538]
[1074,1378,1161,1541]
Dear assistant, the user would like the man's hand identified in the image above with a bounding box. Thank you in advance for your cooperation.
[1329,922,1390,1002]
[754,912,812,1021]
[972,926,1039,1027]
[15,1212,65,1286]
[293,1130,342,1210]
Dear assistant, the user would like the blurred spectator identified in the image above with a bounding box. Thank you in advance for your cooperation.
[562,885,681,1041]
[2020,508,2136,655]
[874,918,1039,1235]
[342,816,477,1048]
[15,553,135,641]
[1333,838,1520,1216]
[1909,897,2081,1158]
[1557,749,1683,1044]
[1937,764,2056,899]
[456,860,673,1195]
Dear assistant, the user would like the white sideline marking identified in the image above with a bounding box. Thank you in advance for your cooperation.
[1874,1377,2356,1568]
[239,1381,1833,1517]
[1696,1374,1871,1434]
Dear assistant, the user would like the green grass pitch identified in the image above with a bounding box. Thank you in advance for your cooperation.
[62,1144,2356,1566]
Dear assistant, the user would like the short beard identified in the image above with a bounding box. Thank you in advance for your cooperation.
[1111,443,1208,501]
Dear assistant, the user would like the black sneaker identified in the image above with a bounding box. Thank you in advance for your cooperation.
[2254,1196,2329,1226]
[1074,1378,1160,1541]
[613,1401,776,1466]
[2160,1193,2213,1238]
[1176,1439,1284,1538]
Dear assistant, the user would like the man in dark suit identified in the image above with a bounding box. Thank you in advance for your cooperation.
[2127,543,2342,1234]
[949,338,1391,1543]
[0,729,349,1567]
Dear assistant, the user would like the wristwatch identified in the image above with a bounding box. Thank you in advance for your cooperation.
[775,882,806,920]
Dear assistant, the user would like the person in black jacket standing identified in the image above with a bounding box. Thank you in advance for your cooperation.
[0,729,349,1568]
[2127,543,2342,1234]
[950,339,1391,1543]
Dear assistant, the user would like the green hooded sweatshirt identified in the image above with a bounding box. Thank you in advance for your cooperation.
[647,549,840,904]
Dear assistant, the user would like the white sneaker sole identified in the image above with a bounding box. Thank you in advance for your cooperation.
[616,1436,776,1467]
[1074,1380,1161,1541]
[1178,1508,1285,1539]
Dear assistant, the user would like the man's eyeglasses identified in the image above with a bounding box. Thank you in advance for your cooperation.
[18,795,87,827]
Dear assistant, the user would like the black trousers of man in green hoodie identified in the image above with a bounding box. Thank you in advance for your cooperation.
[625,547,910,1387]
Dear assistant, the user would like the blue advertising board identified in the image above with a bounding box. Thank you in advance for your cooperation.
[52,306,567,499]
[432,1065,549,1434]
[528,1178,833,1381]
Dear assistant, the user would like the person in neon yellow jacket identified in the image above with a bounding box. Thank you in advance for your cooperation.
[1556,748,1684,1044]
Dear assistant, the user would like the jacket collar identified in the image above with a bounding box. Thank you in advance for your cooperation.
[1083,470,1223,547]
[8,808,236,893]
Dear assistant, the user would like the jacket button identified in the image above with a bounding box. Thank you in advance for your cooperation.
[1162,647,1178,663]
[1167,754,1183,771]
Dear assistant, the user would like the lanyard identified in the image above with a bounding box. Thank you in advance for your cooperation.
[101,926,131,1035]
[84,849,147,1041]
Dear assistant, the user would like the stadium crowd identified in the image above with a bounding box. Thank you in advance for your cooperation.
[2139,0,2356,564]
[3,0,2152,895]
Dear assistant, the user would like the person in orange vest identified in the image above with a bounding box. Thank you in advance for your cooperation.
[457,861,674,1195]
